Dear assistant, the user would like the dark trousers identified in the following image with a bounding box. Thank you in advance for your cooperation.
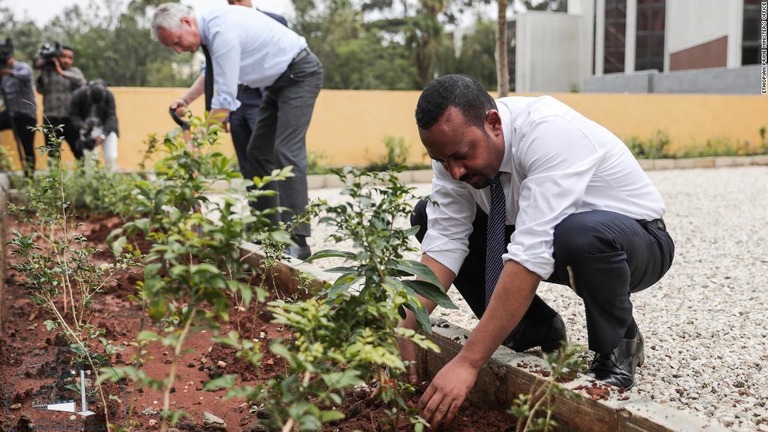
[43,116,83,160]
[230,85,263,179]
[411,201,675,354]
[0,111,37,176]
[245,51,323,238]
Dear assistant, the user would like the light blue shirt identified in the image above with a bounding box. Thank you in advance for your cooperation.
[197,6,307,111]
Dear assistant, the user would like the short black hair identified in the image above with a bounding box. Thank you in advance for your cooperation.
[415,74,497,131]
[89,84,106,104]
[62,45,75,54]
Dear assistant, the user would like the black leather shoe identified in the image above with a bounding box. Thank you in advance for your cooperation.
[286,244,312,260]
[502,314,567,353]
[587,330,645,389]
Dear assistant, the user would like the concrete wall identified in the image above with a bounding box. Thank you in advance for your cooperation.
[568,0,596,89]
[514,12,583,92]
[2,88,768,171]
[583,70,657,93]
[653,64,762,94]
[583,64,762,94]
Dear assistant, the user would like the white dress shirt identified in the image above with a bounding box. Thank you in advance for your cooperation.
[422,96,666,280]
[197,6,307,111]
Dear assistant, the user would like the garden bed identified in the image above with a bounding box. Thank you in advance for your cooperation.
[0,170,726,432]
[0,208,521,431]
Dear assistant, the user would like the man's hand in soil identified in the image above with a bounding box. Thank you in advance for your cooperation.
[419,261,541,428]
[418,357,478,427]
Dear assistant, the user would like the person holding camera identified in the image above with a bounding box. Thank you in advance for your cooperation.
[69,80,118,171]
[0,38,38,177]
[35,43,86,161]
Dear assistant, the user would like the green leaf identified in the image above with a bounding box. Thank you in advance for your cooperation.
[212,331,242,348]
[110,235,126,257]
[402,279,457,309]
[395,260,442,287]
[305,249,358,263]
[204,375,237,391]
[239,284,253,306]
[322,369,363,388]
[137,330,161,342]
[327,272,363,298]
[324,266,359,274]
[319,410,345,422]
[405,296,433,333]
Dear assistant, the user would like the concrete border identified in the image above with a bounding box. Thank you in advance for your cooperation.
[236,245,726,431]
[419,321,725,431]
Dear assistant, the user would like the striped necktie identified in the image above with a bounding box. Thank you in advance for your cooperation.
[484,173,506,308]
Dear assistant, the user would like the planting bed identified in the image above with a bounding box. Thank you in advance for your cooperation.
[0,212,521,431]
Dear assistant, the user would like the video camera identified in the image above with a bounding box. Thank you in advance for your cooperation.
[37,41,63,67]
[0,38,13,69]
[79,116,103,151]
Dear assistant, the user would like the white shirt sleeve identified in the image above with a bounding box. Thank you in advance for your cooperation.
[421,162,477,276]
[505,114,603,279]
[208,24,242,112]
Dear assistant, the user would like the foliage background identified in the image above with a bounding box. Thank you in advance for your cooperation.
[0,0,565,90]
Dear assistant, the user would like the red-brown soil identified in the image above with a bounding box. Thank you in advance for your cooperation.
[1,213,518,431]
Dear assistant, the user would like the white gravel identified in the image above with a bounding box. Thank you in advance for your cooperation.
[306,165,768,432]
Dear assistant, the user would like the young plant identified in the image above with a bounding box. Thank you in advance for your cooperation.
[209,168,456,430]
[365,135,411,172]
[6,124,140,429]
[509,342,587,432]
[103,114,291,431]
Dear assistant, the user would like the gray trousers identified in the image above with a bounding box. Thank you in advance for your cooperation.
[230,86,263,178]
[245,51,323,238]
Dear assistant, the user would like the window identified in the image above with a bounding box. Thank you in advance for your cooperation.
[635,0,665,71]
[604,0,627,73]
[742,0,761,65]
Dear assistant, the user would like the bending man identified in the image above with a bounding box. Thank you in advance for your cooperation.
[152,3,323,260]
[398,74,675,427]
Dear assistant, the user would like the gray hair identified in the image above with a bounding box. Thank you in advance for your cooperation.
[150,3,194,41]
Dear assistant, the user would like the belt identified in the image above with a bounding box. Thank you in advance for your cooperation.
[291,47,310,64]
[643,218,666,230]
[237,83,258,90]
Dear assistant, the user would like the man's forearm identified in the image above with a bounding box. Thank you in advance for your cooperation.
[181,75,205,105]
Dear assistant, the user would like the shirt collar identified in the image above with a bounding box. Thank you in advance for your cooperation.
[197,15,208,47]
[497,98,514,175]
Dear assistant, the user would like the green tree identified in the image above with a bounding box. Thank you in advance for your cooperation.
[453,18,497,89]
[40,0,190,86]
[522,0,568,11]
[0,0,43,63]
[293,0,421,89]
[363,0,450,87]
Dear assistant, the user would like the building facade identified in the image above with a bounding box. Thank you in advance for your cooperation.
[511,0,764,93]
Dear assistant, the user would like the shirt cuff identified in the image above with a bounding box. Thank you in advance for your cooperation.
[421,230,470,276]
[503,246,555,280]
[211,94,241,112]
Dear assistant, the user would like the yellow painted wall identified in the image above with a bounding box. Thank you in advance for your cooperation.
[2,89,767,171]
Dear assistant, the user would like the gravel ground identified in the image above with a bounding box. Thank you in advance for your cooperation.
[305,165,768,432]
